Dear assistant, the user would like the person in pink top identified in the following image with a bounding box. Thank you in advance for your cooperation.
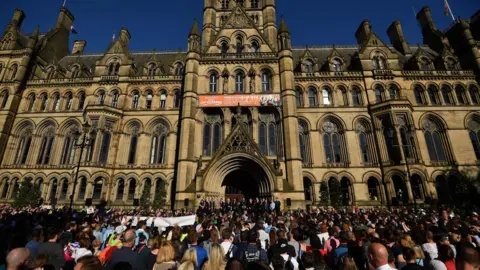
[324,226,340,254]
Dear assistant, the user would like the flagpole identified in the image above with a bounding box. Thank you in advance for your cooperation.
[62,0,67,7]
[445,0,456,22]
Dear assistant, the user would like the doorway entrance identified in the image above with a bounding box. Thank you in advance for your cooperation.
[221,162,272,201]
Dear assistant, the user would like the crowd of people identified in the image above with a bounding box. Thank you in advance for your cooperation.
[0,200,480,270]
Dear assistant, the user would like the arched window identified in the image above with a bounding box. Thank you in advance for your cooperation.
[145,90,153,109]
[295,87,304,107]
[98,90,106,105]
[261,70,272,92]
[92,178,103,200]
[173,90,181,108]
[107,60,120,76]
[1,178,8,199]
[339,87,348,106]
[0,64,3,77]
[132,90,140,108]
[10,179,19,199]
[399,127,413,159]
[258,114,277,156]
[144,178,152,197]
[299,120,311,165]
[49,178,58,201]
[86,130,96,162]
[209,72,218,93]
[111,91,119,107]
[40,94,48,111]
[60,178,68,200]
[308,87,318,107]
[441,85,453,105]
[160,90,167,108]
[60,127,79,165]
[445,58,458,71]
[220,41,229,55]
[8,64,18,81]
[36,178,44,196]
[373,56,387,70]
[455,85,467,105]
[128,134,138,164]
[52,93,60,111]
[251,41,259,53]
[27,93,35,112]
[374,86,384,103]
[352,87,362,106]
[467,119,480,160]
[423,118,447,162]
[78,177,87,200]
[332,59,342,72]
[410,174,423,200]
[427,85,439,105]
[236,36,244,54]
[414,86,426,105]
[359,131,369,163]
[174,63,183,76]
[419,57,431,71]
[367,177,380,201]
[304,59,314,73]
[15,127,33,165]
[37,127,55,165]
[203,115,222,156]
[99,132,111,164]
[0,90,8,109]
[65,92,73,110]
[147,63,157,77]
[71,66,80,78]
[150,123,168,164]
[322,120,344,164]
[469,85,480,105]
[78,92,86,110]
[128,179,136,200]
[116,179,124,201]
[303,178,313,201]
[389,85,399,100]
[340,177,351,205]
[392,175,407,203]
[235,71,245,92]
[46,66,55,80]
[322,87,332,106]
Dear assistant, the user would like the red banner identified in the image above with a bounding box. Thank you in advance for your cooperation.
[199,94,281,107]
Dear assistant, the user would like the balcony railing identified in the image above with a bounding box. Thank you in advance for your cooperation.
[129,75,183,81]
[294,71,363,78]
[202,52,277,60]
[100,75,119,82]
[401,70,474,77]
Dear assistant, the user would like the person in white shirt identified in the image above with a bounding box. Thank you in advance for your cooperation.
[368,243,397,270]
[256,221,270,250]
[220,228,236,258]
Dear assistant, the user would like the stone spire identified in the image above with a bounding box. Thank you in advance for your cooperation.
[189,18,200,37]
[279,16,290,34]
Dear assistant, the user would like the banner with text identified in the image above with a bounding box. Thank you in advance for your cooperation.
[199,94,281,107]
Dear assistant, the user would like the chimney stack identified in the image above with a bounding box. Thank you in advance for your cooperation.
[387,21,411,55]
[355,20,372,45]
[11,9,25,28]
[416,6,436,31]
[72,40,86,54]
[55,7,74,30]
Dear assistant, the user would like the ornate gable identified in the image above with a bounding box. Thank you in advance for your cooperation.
[358,32,391,54]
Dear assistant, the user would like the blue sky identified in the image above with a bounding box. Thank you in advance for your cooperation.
[1,0,478,53]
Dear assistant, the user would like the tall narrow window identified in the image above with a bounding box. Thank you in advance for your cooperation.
[0,91,8,109]
[374,86,383,103]
[304,60,314,73]
[359,132,369,163]
[203,124,211,156]
[10,64,18,80]
[308,87,318,107]
[114,62,120,75]
[1,178,9,199]
[251,41,259,53]
[147,63,157,77]
[52,93,60,111]
[86,131,96,162]
[27,93,35,112]
[352,87,362,106]
[174,63,183,76]
[160,90,167,108]
[78,92,86,110]
[15,128,33,165]
[78,177,86,200]
[389,85,399,100]
[128,179,136,200]
[468,120,480,160]
[424,119,447,162]
[60,179,68,200]
[203,115,222,156]
[469,85,480,105]
[99,132,111,164]
[259,123,267,154]
[65,93,73,110]
[427,86,439,105]
[442,86,453,105]
[236,37,243,54]
[128,135,138,164]
[295,87,304,107]
[332,59,342,72]
[261,71,271,92]
[98,91,105,105]
[299,121,311,165]
[132,91,140,108]
[150,124,168,164]
[49,179,58,201]
[60,129,79,165]
[414,86,426,105]
[40,94,48,111]
[116,179,124,201]
[340,87,348,106]
[455,85,467,105]
[173,90,181,108]
[92,178,103,200]
[221,41,229,55]
[71,66,80,78]
[209,73,218,93]
[235,71,245,92]
[46,67,54,80]
[399,127,412,159]
[213,124,221,153]
[322,88,332,106]
[268,122,277,155]
[37,127,55,165]
[145,90,153,109]
[322,120,344,163]
[111,91,119,107]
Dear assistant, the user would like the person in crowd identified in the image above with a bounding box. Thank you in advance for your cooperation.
[135,221,149,247]
[136,233,151,266]
[178,261,194,270]
[437,245,456,270]
[30,254,50,270]
[187,229,207,269]
[146,236,161,270]
[456,247,480,270]
[203,243,226,270]
[73,256,102,270]
[402,247,427,270]
[152,241,178,270]
[242,229,268,265]
[202,228,219,255]
[268,230,296,262]
[368,243,397,270]
[106,229,140,270]
[25,229,43,261]
[5,248,30,270]
[220,228,237,258]
[74,238,93,262]
[422,231,438,262]
[37,228,65,270]
[225,258,243,270]
[181,249,198,270]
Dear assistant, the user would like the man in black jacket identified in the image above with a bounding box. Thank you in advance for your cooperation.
[37,228,65,270]
[267,230,296,262]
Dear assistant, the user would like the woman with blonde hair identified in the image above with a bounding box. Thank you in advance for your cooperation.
[153,241,179,270]
[178,261,195,270]
[412,245,426,266]
[202,228,219,254]
[203,243,226,270]
[181,248,198,268]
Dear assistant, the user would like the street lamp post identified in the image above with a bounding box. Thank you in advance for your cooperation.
[69,120,92,210]
[386,127,417,212]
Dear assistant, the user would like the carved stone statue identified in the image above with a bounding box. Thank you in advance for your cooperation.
[249,75,256,93]
[223,76,229,93]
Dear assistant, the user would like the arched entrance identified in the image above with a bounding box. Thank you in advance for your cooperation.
[367,177,381,202]
[303,177,313,201]
[410,174,424,200]
[203,153,275,201]
[340,177,352,205]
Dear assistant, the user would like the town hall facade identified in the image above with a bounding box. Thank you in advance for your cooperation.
[0,0,480,208]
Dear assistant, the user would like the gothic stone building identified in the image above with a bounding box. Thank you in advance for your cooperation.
[0,0,480,209]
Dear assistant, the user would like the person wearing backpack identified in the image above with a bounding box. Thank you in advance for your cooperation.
[333,232,350,270]
[220,228,238,259]
[243,230,268,266]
